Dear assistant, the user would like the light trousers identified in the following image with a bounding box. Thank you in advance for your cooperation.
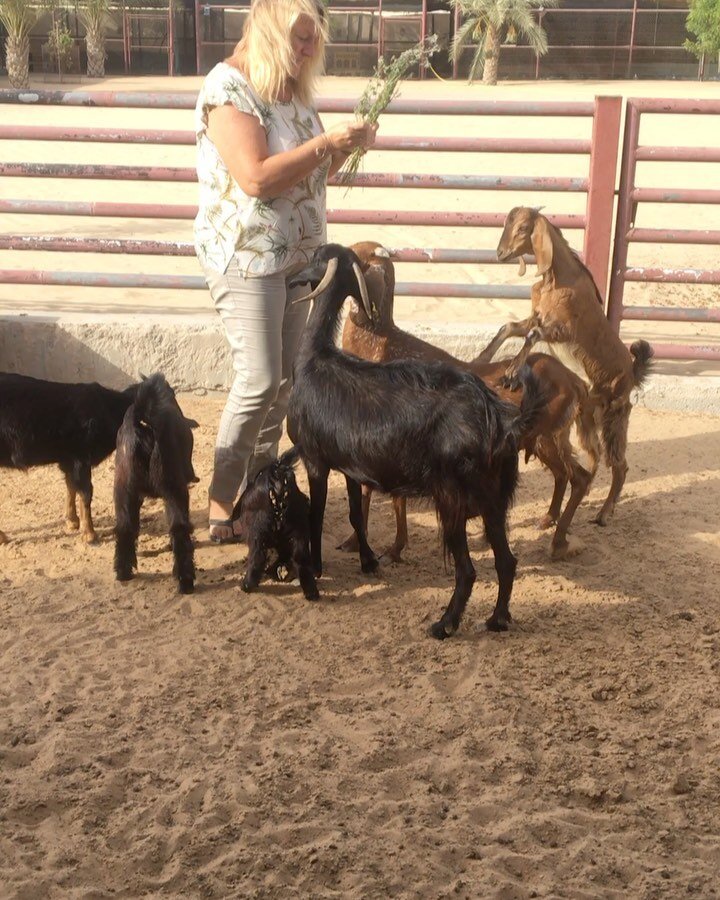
[204,258,310,505]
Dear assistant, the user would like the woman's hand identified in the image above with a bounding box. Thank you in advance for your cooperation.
[325,120,379,154]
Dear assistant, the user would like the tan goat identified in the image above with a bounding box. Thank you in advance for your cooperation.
[339,240,601,561]
[476,207,654,526]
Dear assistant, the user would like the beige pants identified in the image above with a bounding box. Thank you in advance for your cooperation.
[204,258,310,505]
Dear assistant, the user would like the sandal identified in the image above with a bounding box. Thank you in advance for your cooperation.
[208,517,245,544]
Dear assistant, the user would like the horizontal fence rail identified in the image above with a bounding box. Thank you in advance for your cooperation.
[0,89,618,321]
[608,97,720,361]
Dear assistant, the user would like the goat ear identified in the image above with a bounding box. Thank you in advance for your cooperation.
[531,216,554,276]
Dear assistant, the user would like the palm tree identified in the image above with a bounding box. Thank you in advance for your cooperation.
[0,0,36,87]
[77,0,109,77]
[450,0,558,86]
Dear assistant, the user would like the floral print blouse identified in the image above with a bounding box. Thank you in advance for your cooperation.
[194,62,328,276]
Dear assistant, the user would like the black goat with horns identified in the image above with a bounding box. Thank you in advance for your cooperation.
[286,243,544,639]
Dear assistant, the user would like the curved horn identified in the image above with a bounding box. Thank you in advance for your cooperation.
[352,260,372,321]
[295,256,339,303]
[373,246,391,259]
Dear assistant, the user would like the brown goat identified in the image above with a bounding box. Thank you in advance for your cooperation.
[339,240,601,561]
[477,207,653,525]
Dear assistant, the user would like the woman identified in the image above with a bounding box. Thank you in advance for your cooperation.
[194,0,377,542]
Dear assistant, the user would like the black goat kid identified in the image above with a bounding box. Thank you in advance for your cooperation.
[286,244,544,639]
[113,374,199,594]
[231,446,319,601]
[0,372,139,544]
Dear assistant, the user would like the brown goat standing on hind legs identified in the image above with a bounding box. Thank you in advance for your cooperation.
[476,207,654,526]
[339,240,601,561]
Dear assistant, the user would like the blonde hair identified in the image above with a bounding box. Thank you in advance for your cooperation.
[227,0,328,107]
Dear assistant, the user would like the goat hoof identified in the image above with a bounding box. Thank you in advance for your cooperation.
[486,615,509,632]
[178,579,194,595]
[65,520,80,533]
[538,514,556,530]
[241,577,255,594]
[337,534,359,553]
[592,512,610,527]
[429,620,455,640]
[115,570,134,583]
[361,555,380,575]
[0,532,10,545]
[304,587,321,602]
[83,532,99,545]
[499,374,520,391]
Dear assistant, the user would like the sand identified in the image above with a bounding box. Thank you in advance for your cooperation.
[1,74,720,897]
[1,393,720,898]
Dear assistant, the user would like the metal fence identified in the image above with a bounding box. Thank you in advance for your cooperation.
[607,98,720,362]
[0,88,620,311]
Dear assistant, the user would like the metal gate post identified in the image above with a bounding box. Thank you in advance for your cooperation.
[607,99,641,333]
[583,95,622,304]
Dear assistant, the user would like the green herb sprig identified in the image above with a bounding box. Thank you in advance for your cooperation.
[337,35,440,188]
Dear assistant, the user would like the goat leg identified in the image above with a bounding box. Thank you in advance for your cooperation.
[337,483,373,553]
[499,327,546,390]
[164,493,195,594]
[114,490,141,583]
[474,316,537,364]
[345,476,379,575]
[307,465,330,577]
[291,534,320,601]
[593,401,631,527]
[381,495,409,563]
[242,537,268,593]
[483,514,518,632]
[63,473,80,533]
[429,523,475,640]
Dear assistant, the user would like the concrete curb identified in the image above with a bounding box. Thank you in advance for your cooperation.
[2,313,719,416]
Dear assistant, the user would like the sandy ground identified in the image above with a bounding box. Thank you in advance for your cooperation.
[1,393,720,898]
[1,74,720,897]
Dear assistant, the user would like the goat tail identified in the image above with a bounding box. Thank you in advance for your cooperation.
[510,364,546,441]
[630,340,654,389]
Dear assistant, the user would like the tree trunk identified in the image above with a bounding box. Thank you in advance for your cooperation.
[483,24,500,86]
[85,25,106,78]
[5,33,30,89]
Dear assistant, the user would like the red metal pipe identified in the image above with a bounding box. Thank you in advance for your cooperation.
[583,95,622,300]
[627,227,720,245]
[0,126,592,155]
[624,268,720,285]
[0,236,542,266]
[635,146,720,163]
[641,344,720,361]
[630,98,720,114]
[0,163,198,181]
[0,199,586,229]
[631,187,720,204]
[607,100,641,332]
[622,305,720,321]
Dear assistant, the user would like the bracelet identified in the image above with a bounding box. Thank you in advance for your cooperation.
[315,133,332,160]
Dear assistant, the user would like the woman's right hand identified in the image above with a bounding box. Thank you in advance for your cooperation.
[325,120,376,154]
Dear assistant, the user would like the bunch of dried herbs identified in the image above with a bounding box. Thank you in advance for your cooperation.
[337,35,440,188]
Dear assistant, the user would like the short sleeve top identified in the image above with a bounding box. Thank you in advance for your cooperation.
[194,62,329,277]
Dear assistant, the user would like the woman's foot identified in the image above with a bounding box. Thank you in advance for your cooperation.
[208,500,244,543]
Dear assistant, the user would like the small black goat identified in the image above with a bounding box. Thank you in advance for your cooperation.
[0,372,139,544]
[286,243,544,639]
[113,374,199,594]
[230,446,319,601]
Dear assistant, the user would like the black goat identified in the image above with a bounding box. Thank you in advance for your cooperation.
[0,372,139,544]
[230,446,319,600]
[286,243,544,639]
[113,374,199,594]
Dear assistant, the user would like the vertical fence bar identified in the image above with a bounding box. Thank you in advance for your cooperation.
[194,0,201,75]
[583,95,622,302]
[607,100,641,333]
[626,0,638,78]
